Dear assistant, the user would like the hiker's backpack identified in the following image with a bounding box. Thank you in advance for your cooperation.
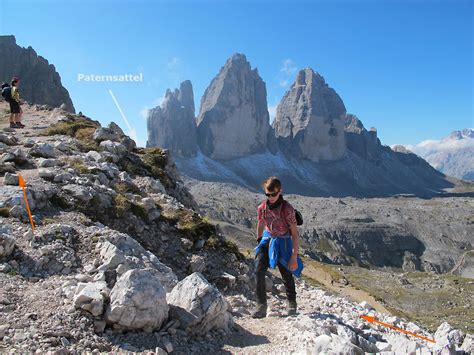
[263,200,303,227]
[1,83,12,103]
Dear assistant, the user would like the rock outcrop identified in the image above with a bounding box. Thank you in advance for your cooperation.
[147,80,198,158]
[273,68,346,161]
[0,35,75,112]
[167,272,233,335]
[196,53,271,160]
[106,269,169,332]
[345,114,381,163]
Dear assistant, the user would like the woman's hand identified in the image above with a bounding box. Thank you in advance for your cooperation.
[288,254,298,271]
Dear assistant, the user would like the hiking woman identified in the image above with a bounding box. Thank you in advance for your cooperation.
[251,176,303,318]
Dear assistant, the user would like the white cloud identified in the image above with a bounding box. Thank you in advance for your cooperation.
[278,59,298,88]
[397,129,474,157]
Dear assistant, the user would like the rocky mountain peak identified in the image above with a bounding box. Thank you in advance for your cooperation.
[273,67,347,161]
[196,54,270,160]
[0,35,75,113]
[0,35,16,46]
[178,80,195,115]
[447,128,474,141]
[146,80,198,157]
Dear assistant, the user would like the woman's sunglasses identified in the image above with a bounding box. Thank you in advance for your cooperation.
[265,190,280,197]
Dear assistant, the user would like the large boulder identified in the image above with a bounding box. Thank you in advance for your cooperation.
[196,53,271,160]
[106,268,169,331]
[96,230,178,292]
[147,80,197,158]
[0,227,15,258]
[434,322,465,351]
[273,68,347,161]
[167,272,233,335]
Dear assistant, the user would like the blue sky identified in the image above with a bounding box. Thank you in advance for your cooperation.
[0,0,472,147]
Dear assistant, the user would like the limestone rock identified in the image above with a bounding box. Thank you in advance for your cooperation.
[196,53,270,160]
[3,172,18,186]
[147,80,197,158]
[96,231,178,292]
[29,143,58,158]
[0,35,75,112]
[74,281,108,317]
[106,268,169,331]
[0,232,15,258]
[99,140,127,157]
[0,133,17,146]
[167,272,233,335]
[93,127,120,143]
[273,68,346,161]
[434,322,464,350]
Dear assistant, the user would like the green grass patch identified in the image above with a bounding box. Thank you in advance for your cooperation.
[316,238,337,254]
[40,117,101,152]
[113,194,149,222]
[65,157,89,174]
[138,148,175,189]
[112,181,141,195]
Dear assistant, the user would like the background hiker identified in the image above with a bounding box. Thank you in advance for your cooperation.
[10,77,24,128]
[251,176,304,318]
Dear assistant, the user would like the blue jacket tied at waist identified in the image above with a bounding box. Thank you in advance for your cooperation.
[255,229,304,277]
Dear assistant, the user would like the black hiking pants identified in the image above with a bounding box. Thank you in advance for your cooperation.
[255,243,296,305]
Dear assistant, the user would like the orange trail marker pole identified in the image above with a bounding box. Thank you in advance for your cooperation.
[360,315,436,343]
[18,174,35,232]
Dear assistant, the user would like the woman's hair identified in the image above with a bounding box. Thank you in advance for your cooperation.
[262,176,281,192]
[11,77,19,86]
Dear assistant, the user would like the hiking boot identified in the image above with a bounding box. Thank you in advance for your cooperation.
[250,303,267,318]
[287,300,297,316]
[9,122,17,128]
[15,122,25,128]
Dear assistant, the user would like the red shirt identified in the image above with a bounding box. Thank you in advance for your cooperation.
[257,199,297,236]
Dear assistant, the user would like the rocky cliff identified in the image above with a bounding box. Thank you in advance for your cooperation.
[345,114,381,163]
[273,68,347,161]
[196,53,271,160]
[0,35,75,112]
[146,80,198,157]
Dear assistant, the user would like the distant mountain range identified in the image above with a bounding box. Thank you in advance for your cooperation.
[399,129,474,181]
[146,53,467,197]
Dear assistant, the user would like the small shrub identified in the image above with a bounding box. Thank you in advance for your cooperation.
[41,118,100,152]
[65,157,89,174]
[114,194,130,217]
[0,207,10,217]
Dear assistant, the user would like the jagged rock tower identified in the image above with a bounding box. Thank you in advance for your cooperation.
[146,80,198,158]
[196,53,271,160]
[273,68,346,161]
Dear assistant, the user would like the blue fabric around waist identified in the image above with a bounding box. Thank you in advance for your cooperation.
[255,229,304,277]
